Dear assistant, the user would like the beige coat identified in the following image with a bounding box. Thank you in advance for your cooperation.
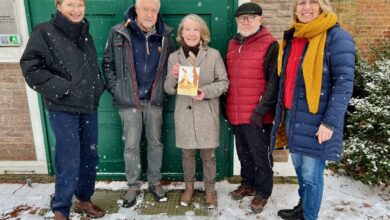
[164,46,229,149]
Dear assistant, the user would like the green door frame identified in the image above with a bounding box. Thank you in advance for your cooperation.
[23,0,240,179]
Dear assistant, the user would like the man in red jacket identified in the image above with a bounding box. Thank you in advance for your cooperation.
[226,2,279,213]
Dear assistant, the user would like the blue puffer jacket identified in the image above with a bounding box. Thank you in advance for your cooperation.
[271,24,355,161]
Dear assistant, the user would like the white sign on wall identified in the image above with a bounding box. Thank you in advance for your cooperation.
[0,0,20,46]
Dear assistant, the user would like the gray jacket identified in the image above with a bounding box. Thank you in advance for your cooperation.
[164,46,229,149]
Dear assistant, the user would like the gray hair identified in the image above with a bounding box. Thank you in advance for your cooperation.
[56,0,86,5]
[135,0,161,9]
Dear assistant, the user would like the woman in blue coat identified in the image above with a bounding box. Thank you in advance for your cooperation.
[271,0,355,219]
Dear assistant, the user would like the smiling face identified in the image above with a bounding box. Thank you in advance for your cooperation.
[56,0,85,23]
[181,18,201,47]
[135,0,160,32]
[295,0,321,23]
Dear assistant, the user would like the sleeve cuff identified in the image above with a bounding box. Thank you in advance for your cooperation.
[321,122,335,131]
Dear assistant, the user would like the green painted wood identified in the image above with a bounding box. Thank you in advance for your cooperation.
[25,0,235,180]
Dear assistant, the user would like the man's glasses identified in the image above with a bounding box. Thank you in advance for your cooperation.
[236,15,257,23]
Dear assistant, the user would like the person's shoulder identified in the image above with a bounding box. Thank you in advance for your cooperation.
[260,26,277,38]
[110,22,125,32]
[168,49,180,60]
[261,25,273,33]
[31,21,52,33]
[328,24,354,41]
[28,21,54,40]
[204,47,224,61]
[206,47,221,55]
[162,24,174,36]
[171,48,180,55]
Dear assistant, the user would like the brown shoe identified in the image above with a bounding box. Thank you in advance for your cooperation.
[74,200,105,218]
[230,185,255,200]
[205,190,218,209]
[250,195,267,213]
[180,182,194,206]
[54,211,69,220]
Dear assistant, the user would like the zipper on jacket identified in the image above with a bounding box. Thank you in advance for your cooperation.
[145,37,150,55]
[288,44,307,146]
[236,42,244,122]
[143,35,149,97]
[128,34,141,109]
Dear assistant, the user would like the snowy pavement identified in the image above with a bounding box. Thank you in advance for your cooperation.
[1,172,389,220]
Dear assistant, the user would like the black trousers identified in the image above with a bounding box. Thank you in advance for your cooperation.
[233,124,273,199]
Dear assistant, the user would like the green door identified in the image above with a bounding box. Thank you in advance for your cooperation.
[24,0,235,180]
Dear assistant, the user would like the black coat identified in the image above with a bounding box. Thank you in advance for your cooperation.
[20,11,104,113]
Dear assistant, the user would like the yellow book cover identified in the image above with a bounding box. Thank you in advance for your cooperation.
[177,65,200,96]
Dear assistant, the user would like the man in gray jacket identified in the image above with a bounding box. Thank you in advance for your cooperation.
[102,0,174,207]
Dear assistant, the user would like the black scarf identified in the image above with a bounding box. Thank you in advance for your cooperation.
[53,10,85,46]
[182,43,200,58]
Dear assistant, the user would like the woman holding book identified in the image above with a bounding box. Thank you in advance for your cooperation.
[164,14,229,209]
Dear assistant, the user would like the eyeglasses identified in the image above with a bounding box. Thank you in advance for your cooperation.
[236,15,257,23]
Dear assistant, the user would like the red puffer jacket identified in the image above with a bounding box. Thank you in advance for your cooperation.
[226,27,277,125]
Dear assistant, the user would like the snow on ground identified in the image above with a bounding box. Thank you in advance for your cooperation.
[0,172,389,220]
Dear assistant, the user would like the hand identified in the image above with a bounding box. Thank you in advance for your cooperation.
[193,88,204,101]
[172,63,180,79]
[316,124,334,144]
[249,111,263,128]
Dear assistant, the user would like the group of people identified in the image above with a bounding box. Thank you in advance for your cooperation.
[20,0,355,219]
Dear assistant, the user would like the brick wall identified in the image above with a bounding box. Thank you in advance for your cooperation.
[253,0,390,62]
[0,64,36,161]
[352,0,390,62]
[252,0,292,40]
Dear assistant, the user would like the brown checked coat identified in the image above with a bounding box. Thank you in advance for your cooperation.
[164,46,229,149]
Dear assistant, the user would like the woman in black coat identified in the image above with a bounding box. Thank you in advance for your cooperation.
[20,0,104,219]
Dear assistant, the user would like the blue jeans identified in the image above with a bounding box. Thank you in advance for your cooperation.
[285,110,326,220]
[118,101,163,189]
[49,111,99,218]
[291,153,325,220]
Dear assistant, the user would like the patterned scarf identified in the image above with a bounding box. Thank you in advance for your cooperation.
[182,43,201,66]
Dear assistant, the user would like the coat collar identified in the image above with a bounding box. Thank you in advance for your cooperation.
[234,26,273,45]
[178,46,208,66]
[52,10,89,44]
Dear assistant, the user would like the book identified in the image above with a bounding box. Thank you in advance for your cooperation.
[177,65,200,96]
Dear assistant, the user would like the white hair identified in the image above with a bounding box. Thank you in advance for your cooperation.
[136,0,161,9]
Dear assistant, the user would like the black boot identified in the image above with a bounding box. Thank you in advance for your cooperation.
[277,199,304,220]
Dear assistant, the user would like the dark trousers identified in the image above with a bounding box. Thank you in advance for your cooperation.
[233,124,273,199]
[48,111,99,217]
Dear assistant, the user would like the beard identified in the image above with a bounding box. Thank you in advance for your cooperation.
[239,28,259,37]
